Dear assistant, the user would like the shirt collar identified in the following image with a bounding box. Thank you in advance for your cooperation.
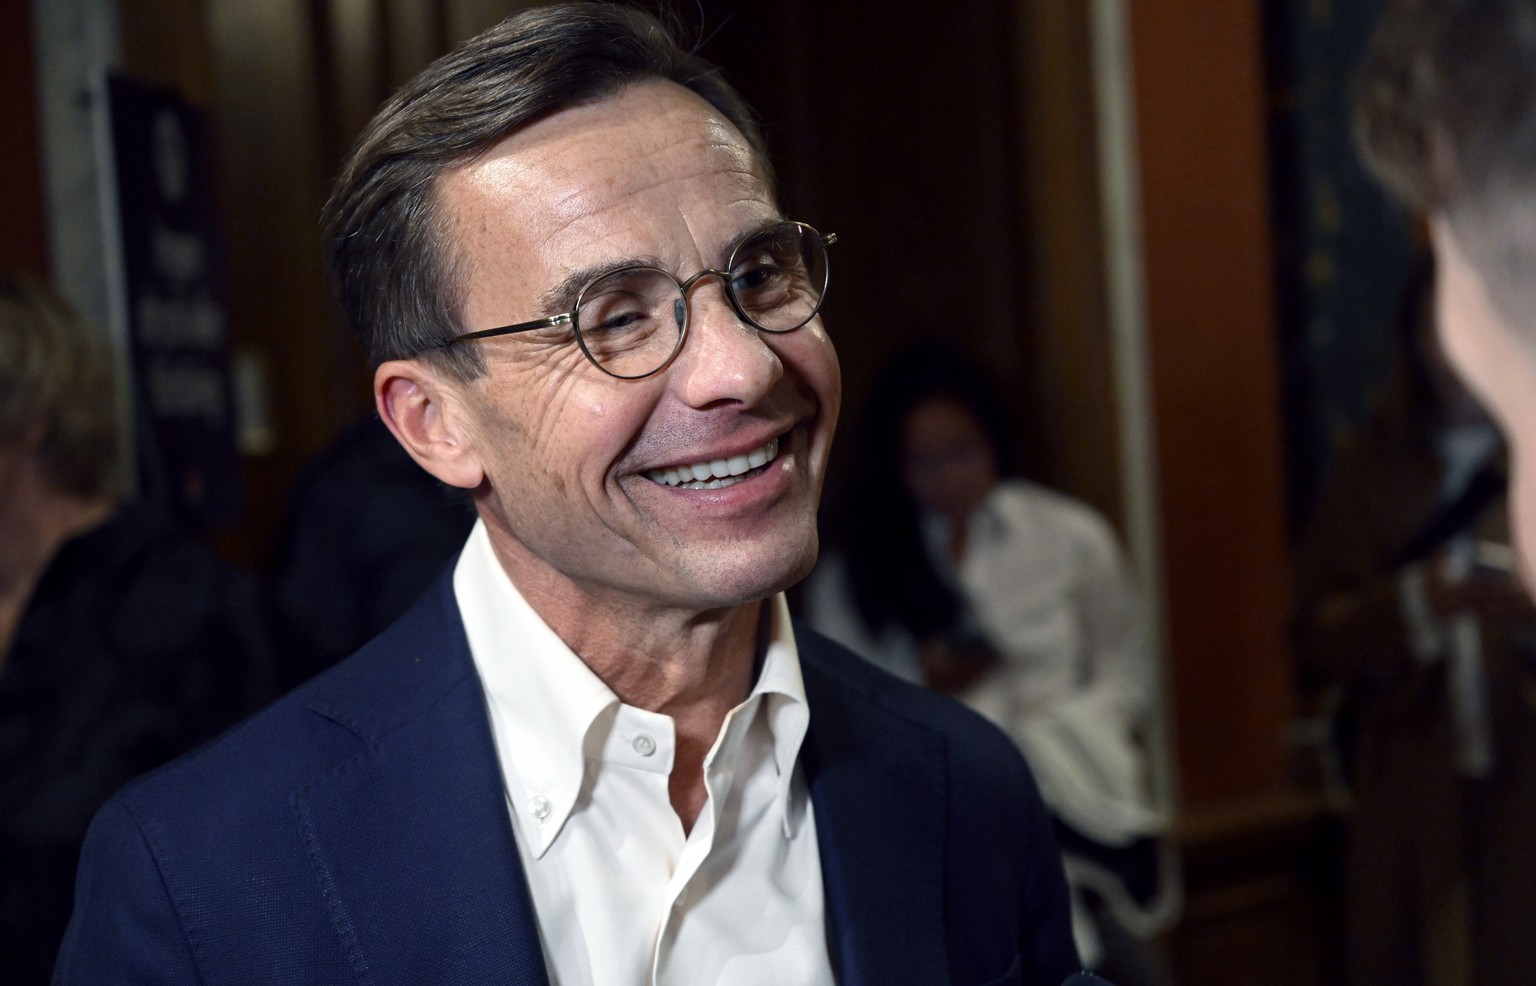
[756,594,812,838]
[455,521,616,857]
[454,520,812,854]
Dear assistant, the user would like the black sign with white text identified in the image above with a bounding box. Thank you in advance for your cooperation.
[106,74,242,528]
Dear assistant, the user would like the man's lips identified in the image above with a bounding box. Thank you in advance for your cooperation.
[643,436,780,490]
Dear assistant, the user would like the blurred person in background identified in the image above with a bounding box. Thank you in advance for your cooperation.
[1292,253,1536,985]
[806,346,1173,985]
[0,273,273,983]
[267,413,473,690]
[1354,0,1536,980]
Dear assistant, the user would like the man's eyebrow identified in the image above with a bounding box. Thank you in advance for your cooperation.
[716,217,786,261]
[536,255,666,315]
[533,217,786,315]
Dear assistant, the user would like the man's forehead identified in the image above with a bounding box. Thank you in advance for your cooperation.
[437,80,776,323]
[466,82,755,183]
[444,85,765,233]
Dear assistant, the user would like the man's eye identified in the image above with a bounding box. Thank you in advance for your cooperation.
[589,308,648,334]
[732,264,776,290]
[734,264,803,313]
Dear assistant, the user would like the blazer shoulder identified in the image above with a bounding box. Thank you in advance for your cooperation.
[110,569,476,828]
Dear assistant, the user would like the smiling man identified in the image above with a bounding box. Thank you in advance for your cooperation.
[54,5,1081,985]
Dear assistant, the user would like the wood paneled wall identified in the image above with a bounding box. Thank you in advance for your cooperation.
[198,0,528,566]
[1,1,49,280]
[690,0,1124,534]
[1128,2,1294,805]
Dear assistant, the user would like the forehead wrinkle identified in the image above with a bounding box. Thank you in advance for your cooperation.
[446,83,778,330]
[532,93,764,212]
[534,152,761,241]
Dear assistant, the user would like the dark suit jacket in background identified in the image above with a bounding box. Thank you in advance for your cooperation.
[54,571,1079,985]
[1,504,275,985]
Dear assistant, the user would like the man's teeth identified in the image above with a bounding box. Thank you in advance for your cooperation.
[646,437,779,489]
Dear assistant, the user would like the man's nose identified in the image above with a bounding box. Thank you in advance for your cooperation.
[671,277,783,407]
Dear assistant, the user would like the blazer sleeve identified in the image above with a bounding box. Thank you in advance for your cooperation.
[53,799,201,985]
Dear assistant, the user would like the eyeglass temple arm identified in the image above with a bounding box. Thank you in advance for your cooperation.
[443,312,574,348]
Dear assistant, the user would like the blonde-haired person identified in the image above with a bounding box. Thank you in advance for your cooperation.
[0,273,272,982]
[0,274,123,654]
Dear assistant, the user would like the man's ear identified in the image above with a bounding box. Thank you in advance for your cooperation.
[375,358,485,490]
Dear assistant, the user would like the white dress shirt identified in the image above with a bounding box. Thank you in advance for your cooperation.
[454,520,834,986]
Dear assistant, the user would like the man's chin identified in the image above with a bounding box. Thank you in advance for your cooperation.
[687,536,820,609]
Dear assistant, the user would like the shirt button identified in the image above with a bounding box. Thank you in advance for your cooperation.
[529,795,552,820]
[632,733,657,757]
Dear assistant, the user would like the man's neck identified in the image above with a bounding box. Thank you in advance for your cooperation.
[480,520,767,706]
[561,598,767,835]
[482,523,769,833]
[624,605,764,833]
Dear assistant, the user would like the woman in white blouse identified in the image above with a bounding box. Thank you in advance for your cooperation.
[805,346,1175,983]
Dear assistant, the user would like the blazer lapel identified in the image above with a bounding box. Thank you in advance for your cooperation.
[799,635,951,986]
[285,591,954,986]
[293,576,551,986]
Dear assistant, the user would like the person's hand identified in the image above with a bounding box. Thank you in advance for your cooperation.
[920,636,1001,693]
[1424,544,1535,620]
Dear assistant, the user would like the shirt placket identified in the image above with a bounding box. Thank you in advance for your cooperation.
[649,697,756,985]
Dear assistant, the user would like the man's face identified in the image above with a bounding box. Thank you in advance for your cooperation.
[427,80,840,619]
[1431,215,1536,584]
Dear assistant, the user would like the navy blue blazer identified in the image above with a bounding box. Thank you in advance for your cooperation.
[54,573,1079,985]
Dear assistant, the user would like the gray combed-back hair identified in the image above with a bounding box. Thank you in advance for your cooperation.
[321,2,772,380]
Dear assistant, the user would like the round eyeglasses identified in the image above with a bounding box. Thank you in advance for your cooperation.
[442,220,836,379]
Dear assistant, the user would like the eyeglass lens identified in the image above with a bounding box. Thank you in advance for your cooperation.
[574,222,828,378]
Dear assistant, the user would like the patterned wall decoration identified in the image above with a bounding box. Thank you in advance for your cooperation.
[1265,0,1418,536]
